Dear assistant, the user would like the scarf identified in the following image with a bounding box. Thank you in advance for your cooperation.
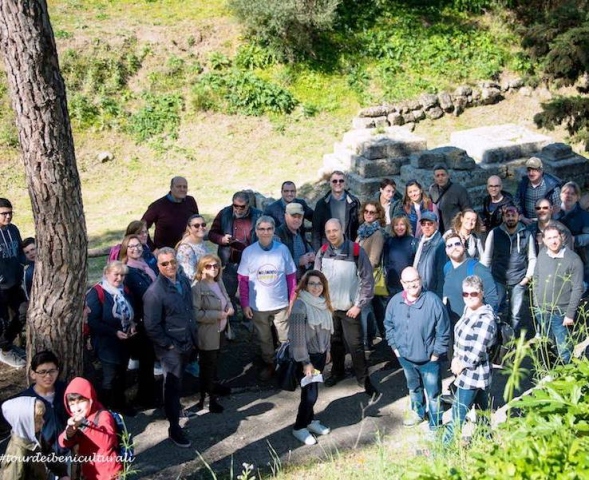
[100,279,134,332]
[127,258,157,282]
[357,221,381,240]
[299,290,333,333]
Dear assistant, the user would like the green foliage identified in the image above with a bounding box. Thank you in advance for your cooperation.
[235,44,277,70]
[535,95,589,151]
[191,70,298,115]
[228,0,341,61]
[127,93,184,142]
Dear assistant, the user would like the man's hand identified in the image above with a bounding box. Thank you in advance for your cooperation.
[222,234,233,245]
[563,316,574,326]
[519,277,530,286]
[346,305,361,319]
[303,363,315,377]
[243,306,254,319]
[451,357,464,376]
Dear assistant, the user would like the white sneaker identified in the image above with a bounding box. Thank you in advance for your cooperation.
[292,428,317,445]
[307,420,330,436]
[0,350,26,368]
[127,359,139,370]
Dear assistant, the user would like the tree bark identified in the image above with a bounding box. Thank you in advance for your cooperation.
[0,0,87,380]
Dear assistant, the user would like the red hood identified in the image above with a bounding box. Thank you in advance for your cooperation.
[63,377,103,416]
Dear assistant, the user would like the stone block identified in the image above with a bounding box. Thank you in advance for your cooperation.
[352,117,376,129]
[450,124,553,164]
[406,99,422,110]
[542,142,573,160]
[438,92,454,112]
[480,86,502,105]
[388,112,404,126]
[346,173,386,202]
[411,151,446,169]
[426,106,444,120]
[374,116,389,128]
[413,109,426,121]
[403,112,416,123]
[455,85,472,96]
[353,157,406,178]
[358,105,392,117]
[341,127,427,159]
[420,93,439,109]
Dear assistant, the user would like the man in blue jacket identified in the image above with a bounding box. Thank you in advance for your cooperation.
[144,248,197,449]
[385,266,450,430]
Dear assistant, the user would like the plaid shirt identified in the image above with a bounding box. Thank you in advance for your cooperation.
[523,177,560,220]
[453,304,497,390]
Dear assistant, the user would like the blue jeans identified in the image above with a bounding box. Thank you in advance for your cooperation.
[398,357,442,430]
[496,282,527,333]
[442,386,490,444]
[538,312,572,364]
[360,304,377,348]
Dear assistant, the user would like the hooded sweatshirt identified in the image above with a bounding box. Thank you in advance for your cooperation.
[1,396,46,480]
[58,377,122,480]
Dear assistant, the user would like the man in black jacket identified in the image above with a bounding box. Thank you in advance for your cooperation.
[264,181,314,228]
[274,203,315,280]
[144,248,197,448]
[312,171,361,250]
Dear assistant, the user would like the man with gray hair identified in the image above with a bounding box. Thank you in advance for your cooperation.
[209,192,263,312]
[144,247,197,448]
[238,216,297,380]
[142,176,199,249]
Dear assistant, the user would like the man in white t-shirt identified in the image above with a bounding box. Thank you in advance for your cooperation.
[238,216,297,380]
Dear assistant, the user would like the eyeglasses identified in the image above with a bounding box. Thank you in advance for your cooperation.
[35,368,58,376]
[256,227,274,232]
[307,281,323,287]
[127,244,142,250]
[232,204,247,210]
[204,264,220,270]
[0,211,13,217]
[487,185,501,188]
[446,241,462,249]
[535,206,550,211]
[191,222,207,228]
[159,260,178,267]
[462,291,481,298]
[402,278,420,285]
[364,209,377,215]
[331,179,345,184]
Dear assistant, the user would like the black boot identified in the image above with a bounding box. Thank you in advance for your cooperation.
[209,396,224,414]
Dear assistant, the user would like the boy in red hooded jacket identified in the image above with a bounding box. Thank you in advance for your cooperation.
[58,377,123,480]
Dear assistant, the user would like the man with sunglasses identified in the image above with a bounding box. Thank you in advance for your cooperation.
[515,157,562,225]
[312,171,361,250]
[527,198,572,256]
[144,248,198,448]
[481,204,536,335]
[0,198,26,368]
[209,191,263,316]
[141,176,199,249]
[442,231,498,325]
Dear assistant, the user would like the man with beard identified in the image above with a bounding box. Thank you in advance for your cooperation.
[428,164,472,233]
[481,205,536,335]
[275,203,315,280]
[209,192,263,315]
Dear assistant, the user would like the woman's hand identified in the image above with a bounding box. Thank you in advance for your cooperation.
[226,306,235,317]
[451,357,465,376]
[116,331,129,340]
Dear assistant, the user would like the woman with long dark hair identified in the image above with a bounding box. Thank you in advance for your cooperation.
[289,270,333,445]
[394,180,439,238]
[176,214,209,281]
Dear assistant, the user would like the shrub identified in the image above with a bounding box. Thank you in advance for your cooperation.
[228,0,341,61]
[127,93,184,143]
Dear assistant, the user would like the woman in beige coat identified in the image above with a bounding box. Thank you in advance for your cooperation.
[192,253,234,413]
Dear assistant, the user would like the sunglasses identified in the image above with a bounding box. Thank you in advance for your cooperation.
[364,209,377,215]
[232,204,247,210]
[535,206,550,211]
[462,291,480,298]
[159,260,178,267]
[0,211,13,217]
[331,179,345,184]
[191,222,207,228]
[446,241,462,249]
[204,264,220,270]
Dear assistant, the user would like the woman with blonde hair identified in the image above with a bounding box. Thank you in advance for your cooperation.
[289,270,333,445]
[192,253,234,413]
[451,209,484,259]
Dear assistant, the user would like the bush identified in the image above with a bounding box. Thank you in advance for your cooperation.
[228,0,341,61]
[127,93,184,143]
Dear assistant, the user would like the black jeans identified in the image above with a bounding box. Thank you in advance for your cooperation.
[156,347,191,431]
[294,352,327,430]
[101,360,128,410]
[129,328,156,403]
[198,349,219,397]
[331,310,368,384]
[0,285,27,351]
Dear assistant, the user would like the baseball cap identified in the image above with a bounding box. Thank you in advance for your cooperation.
[526,157,543,170]
[419,211,438,223]
[285,203,304,215]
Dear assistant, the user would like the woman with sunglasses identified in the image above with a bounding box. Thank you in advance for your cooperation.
[442,275,496,445]
[394,180,439,238]
[289,270,333,445]
[176,214,209,281]
[192,254,234,413]
[451,209,484,259]
[120,234,158,409]
[356,201,387,349]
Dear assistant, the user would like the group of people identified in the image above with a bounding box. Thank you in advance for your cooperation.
[1,156,588,473]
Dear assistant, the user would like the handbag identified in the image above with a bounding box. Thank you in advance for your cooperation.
[373,262,389,297]
[275,342,298,391]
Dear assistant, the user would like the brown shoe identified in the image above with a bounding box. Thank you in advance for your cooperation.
[257,364,275,382]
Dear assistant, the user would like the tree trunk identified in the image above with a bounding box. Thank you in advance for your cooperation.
[0,0,87,380]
